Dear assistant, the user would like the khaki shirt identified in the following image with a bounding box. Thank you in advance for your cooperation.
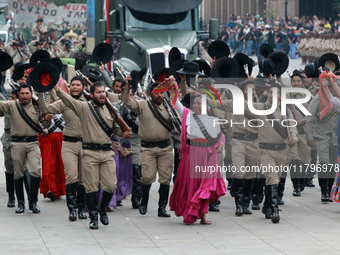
[4,43,26,64]
[38,93,87,139]
[248,102,298,144]
[31,25,47,37]
[59,50,71,58]
[122,86,171,142]
[287,91,309,131]
[49,49,60,58]
[305,94,338,144]
[57,89,123,144]
[0,99,49,136]
[208,98,258,134]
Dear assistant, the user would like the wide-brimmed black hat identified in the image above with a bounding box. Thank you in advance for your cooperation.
[40,58,62,74]
[30,50,50,67]
[65,41,72,49]
[75,55,87,71]
[137,67,148,84]
[169,59,188,83]
[51,57,62,73]
[267,52,289,76]
[177,62,205,76]
[81,65,106,81]
[258,54,275,77]
[33,41,44,46]
[304,58,319,78]
[28,62,59,92]
[208,41,230,59]
[36,18,44,22]
[259,43,274,58]
[193,59,211,77]
[92,42,113,65]
[12,63,32,81]
[254,74,270,88]
[0,52,13,72]
[319,53,340,72]
[153,67,169,82]
[169,47,183,67]
[210,57,240,78]
[233,53,253,78]
[129,70,140,90]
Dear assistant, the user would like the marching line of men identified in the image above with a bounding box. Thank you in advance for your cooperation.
[1,44,340,229]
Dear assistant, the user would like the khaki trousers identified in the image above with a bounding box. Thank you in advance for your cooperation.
[61,141,83,185]
[81,149,117,193]
[260,148,287,185]
[140,145,173,185]
[11,141,41,179]
[290,133,311,164]
[232,138,259,179]
[1,133,13,174]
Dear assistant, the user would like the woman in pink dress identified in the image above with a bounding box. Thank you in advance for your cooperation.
[170,94,226,224]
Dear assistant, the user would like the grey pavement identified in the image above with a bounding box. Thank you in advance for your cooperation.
[1,57,340,255]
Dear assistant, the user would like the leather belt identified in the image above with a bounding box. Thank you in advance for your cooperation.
[4,128,11,134]
[140,139,171,148]
[233,132,258,141]
[187,139,213,147]
[11,135,38,143]
[82,142,112,151]
[259,142,286,151]
[63,135,83,143]
[298,129,305,135]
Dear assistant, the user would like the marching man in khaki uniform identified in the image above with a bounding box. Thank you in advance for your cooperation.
[122,77,174,218]
[38,77,88,222]
[206,80,259,217]
[31,17,47,38]
[53,82,132,230]
[246,83,297,223]
[287,72,311,197]
[0,84,50,214]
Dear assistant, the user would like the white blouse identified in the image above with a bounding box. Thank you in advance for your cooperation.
[175,98,222,140]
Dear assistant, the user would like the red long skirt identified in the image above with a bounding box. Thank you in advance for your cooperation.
[38,132,66,199]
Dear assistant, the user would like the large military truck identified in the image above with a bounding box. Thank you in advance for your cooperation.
[103,0,216,76]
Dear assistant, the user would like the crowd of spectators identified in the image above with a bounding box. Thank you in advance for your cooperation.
[204,14,340,58]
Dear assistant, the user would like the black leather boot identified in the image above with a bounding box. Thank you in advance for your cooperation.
[29,176,40,213]
[278,173,286,205]
[209,201,219,212]
[139,183,151,215]
[319,178,329,202]
[66,182,78,221]
[15,177,25,214]
[292,179,301,196]
[251,177,260,210]
[98,191,114,225]
[268,185,280,223]
[173,149,180,184]
[305,178,315,187]
[290,160,301,196]
[131,164,142,209]
[262,185,271,219]
[5,172,15,207]
[77,184,87,219]
[242,179,253,214]
[158,184,171,217]
[23,169,31,198]
[327,178,334,202]
[234,178,244,216]
[258,176,266,203]
[86,192,98,229]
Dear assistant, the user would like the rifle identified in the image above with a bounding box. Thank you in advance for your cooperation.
[75,70,130,133]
